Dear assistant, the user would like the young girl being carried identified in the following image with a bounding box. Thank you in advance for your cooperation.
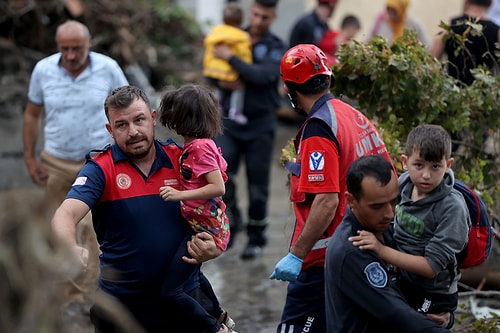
[158,84,235,333]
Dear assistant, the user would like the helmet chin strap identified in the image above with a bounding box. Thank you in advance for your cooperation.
[287,89,306,115]
[284,83,298,111]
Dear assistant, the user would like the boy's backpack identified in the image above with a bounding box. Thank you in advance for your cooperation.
[454,179,496,269]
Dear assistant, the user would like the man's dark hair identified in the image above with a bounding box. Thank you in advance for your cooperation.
[104,85,150,119]
[469,0,492,7]
[286,74,331,95]
[404,124,452,162]
[347,155,393,200]
[255,0,279,8]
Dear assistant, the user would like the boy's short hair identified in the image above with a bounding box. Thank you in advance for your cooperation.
[223,2,244,27]
[404,124,452,162]
[341,14,361,30]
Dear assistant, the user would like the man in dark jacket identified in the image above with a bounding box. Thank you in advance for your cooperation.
[325,155,451,333]
[289,0,338,47]
[212,0,287,259]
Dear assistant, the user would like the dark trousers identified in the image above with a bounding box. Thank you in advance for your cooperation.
[397,279,458,313]
[215,130,275,233]
[278,267,326,333]
[160,235,221,333]
[90,272,221,333]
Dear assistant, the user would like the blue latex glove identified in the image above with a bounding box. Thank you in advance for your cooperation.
[269,252,303,281]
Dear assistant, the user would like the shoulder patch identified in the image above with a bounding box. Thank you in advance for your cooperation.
[364,262,388,288]
[270,49,283,61]
[72,177,87,186]
[309,151,324,171]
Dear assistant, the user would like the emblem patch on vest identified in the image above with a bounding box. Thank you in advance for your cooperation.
[309,151,324,171]
[364,262,387,288]
[116,173,131,190]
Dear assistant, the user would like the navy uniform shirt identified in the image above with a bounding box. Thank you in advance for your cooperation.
[67,140,199,298]
[221,29,286,140]
[324,208,451,333]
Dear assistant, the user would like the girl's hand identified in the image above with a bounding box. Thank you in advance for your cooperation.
[159,185,182,201]
[348,230,383,253]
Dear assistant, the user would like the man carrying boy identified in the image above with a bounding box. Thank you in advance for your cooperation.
[325,154,451,332]
[351,124,470,327]
[203,2,252,124]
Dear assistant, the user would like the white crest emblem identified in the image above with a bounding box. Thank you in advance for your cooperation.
[116,173,131,190]
[364,262,387,288]
[355,112,370,129]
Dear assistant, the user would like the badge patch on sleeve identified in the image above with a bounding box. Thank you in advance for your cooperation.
[307,151,325,182]
[72,177,87,186]
[364,262,387,288]
[309,151,324,171]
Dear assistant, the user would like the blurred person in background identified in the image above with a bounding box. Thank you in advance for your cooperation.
[289,0,339,47]
[319,14,361,66]
[368,0,430,47]
[22,19,128,306]
[431,0,499,86]
[212,0,286,260]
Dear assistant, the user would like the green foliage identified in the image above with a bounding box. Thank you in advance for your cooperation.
[454,302,500,332]
[331,30,500,209]
[152,1,202,42]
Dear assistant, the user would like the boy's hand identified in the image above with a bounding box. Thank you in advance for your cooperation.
[348,230,383,253]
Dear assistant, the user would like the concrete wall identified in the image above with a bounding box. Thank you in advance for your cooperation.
[182,0,465,46]
[328,0,464,43]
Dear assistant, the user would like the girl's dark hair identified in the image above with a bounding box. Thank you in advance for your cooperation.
[104,85,150,119]
[158,84,224,139]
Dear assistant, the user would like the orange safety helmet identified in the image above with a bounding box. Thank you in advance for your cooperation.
[280,44,332,84]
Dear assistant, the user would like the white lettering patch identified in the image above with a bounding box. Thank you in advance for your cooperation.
[163,178,179,186]
[309,152,324,171]
[364,262,387,288]
[308,174,324,182]
[72,177,87,186]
